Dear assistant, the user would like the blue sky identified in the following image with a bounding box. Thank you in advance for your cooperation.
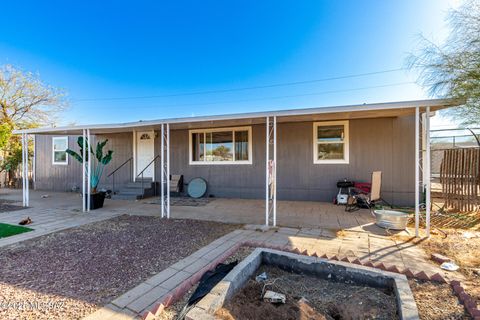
[0,0,459,126]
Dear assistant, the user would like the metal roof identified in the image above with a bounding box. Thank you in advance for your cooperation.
[13,98,459,134]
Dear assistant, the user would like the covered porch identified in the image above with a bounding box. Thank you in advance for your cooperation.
[169,198,375,230]
[0,188,375,232]
[14,99,460,236]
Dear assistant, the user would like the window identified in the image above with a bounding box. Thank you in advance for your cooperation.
[313,121,349,164]
[52,136,68,165]
[190,127,252,164]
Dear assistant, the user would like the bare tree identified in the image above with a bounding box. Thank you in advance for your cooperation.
[0,65,67,128]
[408,0,480,126]
[0,65,67,184]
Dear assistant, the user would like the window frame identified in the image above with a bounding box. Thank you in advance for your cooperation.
[313,120,349,164]
[52,136,69,165]
[189,126,253,165]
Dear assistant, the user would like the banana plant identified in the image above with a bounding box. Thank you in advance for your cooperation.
[66,137,114,193]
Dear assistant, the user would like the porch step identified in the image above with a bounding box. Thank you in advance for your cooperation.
[111,180,158,200]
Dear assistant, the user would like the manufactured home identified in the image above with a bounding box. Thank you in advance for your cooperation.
[15,99,459,228]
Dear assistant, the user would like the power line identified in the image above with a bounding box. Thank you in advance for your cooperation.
[128,81,415,109]
[74,67,407,102]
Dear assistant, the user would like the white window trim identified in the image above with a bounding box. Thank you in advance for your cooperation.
[189,126,253,165]
[52,136,69,165]
[313,120,349,164]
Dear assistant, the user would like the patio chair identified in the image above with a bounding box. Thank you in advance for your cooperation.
[345,171,385,212]
[170,174,184,196]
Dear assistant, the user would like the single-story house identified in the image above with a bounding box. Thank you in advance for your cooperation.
[14,98,460,233]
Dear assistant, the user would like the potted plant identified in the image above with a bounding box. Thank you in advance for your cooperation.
[66,137,113,210]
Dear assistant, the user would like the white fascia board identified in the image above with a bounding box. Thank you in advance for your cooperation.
[13,98,459,134]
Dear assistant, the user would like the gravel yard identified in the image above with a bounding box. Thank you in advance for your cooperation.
[0,215,239,320]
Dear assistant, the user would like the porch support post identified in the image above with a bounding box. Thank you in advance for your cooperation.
[161,124,165,218]
[82,129,86,212]
[414,107,420,237]
[33,134,36,190]
[87,129,91,212]
[21,133,26,207]
[25,133,29,207]
[264,116,276,226]
[166,123,170,218]
[425,107,431,237]
[133,130,137,182]
[273,116,277,227]
[265,116,270,226]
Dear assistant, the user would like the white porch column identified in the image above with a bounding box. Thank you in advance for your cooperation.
[33,134,36,190]
[87,129,91,212]
[82,129,86,212]
[161,124,165,218]
[132,130,137,182]
[265,116,270,226]
[273,116,277,227]
[21,133,26,207]
[265,116,277,227]
[415,107,420,237]
[25,133,29,207]
[425,107,431,237]
[166,123,170,218]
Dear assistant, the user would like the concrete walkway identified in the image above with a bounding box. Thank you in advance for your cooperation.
[0,190,133,247]
[0,189,448,320]
[167,198,375,230]
[84,226,451,320]
[0,190,376,248]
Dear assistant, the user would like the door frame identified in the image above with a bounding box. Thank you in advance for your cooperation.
[133,129,155,181]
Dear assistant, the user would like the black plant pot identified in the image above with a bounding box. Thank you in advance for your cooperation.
[85,192,106,210]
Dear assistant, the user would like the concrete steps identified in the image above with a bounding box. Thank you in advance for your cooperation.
[111,179,158,200]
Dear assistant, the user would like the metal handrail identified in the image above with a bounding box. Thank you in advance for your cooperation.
[136,155,160,198]
[107,157,133,195]
[107,157,133,178]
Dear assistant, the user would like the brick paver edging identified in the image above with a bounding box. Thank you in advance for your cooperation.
[142,238,477,320]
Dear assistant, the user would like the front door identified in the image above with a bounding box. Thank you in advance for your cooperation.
[136,131,155,178]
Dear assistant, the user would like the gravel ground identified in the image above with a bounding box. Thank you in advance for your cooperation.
[409,279,469,320]
[0,215,239,320]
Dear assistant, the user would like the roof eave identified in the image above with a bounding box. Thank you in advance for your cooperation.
[13,98,461,134]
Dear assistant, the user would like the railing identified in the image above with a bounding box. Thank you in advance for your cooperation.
[107,157,133,195]
[136,155,160,198]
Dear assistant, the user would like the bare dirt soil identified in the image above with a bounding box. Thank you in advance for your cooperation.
[0,215,239,320]
[409,279,469,320]
[404,229,480,306]
[216,265,398,320]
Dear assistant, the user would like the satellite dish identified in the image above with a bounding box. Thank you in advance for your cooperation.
[187,177,207,198]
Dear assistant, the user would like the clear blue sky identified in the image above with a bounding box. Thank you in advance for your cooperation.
[0,0,459,126]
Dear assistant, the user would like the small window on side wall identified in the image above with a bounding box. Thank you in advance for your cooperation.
[52,136,68,165]
[313,121,349,164]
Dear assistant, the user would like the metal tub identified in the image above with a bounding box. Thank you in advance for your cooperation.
[374,209,409,230]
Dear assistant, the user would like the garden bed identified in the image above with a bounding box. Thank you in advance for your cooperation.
[186,248,418,320]
[0,215,239,320]
[217,264,398,320]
